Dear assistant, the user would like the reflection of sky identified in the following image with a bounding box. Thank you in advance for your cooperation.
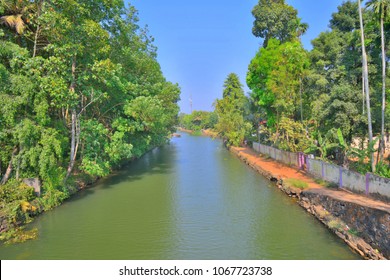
[130,0,345,113]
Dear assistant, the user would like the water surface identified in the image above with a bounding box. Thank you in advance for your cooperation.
[0,133,359,259]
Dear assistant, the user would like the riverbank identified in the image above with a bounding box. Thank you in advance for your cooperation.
[0,174,99,243]
[230,146,389,260]
[177,127,219,138]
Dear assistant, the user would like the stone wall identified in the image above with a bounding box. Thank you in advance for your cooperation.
[0,215,10,233]
[300,190,389,259]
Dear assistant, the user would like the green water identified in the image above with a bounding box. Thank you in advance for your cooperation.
[0,133,359,259]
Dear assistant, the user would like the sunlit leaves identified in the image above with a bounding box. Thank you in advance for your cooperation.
[215,73,251,146]
[247,39,309,125]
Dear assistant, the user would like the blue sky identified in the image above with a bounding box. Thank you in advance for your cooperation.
[129,0,345,113]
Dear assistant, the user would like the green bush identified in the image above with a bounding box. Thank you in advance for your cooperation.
[0,180,35,204]
[314,178,338,189]
[37,188,69,211]
[191,130,203,136]
[0,227,38,245]
[375,162,390,178]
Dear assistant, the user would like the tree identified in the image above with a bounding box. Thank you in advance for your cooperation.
[329,0,361,32]
[223,73,244,99]
[251,0,305,47]
[247,39,309,127]
[367,0,390,162]
[305,1,378,145]
[293,17,309,40]
[214,73,251,146]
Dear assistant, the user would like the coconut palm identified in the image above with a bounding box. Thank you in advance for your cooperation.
[294,17,309,40]
[366,0,390,162]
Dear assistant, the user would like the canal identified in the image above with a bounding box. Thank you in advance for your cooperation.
[0,133,359,259]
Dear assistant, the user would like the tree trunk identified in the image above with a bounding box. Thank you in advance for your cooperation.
[33,24,40,58]
[74,114,80,164]
[300,77,303,123]
[379,13,386,162]
[358,0,375,173]
[362,72,365,114]
[65,57,77,180]
[0,146,19,185]
[65,108,76,180]
[15,158,20,180]
[32,1,43,58]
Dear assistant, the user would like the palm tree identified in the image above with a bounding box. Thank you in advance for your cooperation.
[367,0,389,162]
[0,0,34,34]
[294,18,309,40]
[358,0,375,172]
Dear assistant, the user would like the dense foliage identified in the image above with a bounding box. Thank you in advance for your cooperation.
[0,0,180,211]
[214,73,252,147]
[247,0,390,176]
[179,110,218,133]
[251,0,308,47]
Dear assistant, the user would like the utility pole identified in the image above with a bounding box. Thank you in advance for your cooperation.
[189,94,193,113]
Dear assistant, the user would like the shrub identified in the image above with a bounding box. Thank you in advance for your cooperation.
[0,180,35,204]
[37,188,69,211]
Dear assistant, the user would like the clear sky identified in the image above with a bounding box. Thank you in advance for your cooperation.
[129,0,345,113]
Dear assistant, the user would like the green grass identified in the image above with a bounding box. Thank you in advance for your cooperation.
[284,178,309,189]
[314,178,339,189]
[327,219,343,230]
[191,130,202,136]
[348,228,360,237]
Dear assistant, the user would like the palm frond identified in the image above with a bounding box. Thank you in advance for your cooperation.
[0,14,25,34]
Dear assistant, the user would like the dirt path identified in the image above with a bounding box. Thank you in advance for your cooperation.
[231,146,390,214]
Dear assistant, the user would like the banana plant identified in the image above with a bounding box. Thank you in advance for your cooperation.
[305,129,338,160]
[336,128,379,169]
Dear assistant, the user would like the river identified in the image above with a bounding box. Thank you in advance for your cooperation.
[0,132,359,259]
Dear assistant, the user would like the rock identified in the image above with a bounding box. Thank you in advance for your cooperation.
[356,240,371,252]
[23,178,41,197]
[335,231,345,239]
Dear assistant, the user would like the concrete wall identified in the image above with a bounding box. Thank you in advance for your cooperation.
[368,174,390,197]
[307,158,322,177]
[322,162,340,185]
[253,142,390,199]
[253,142,298,167]
[342,169,366,193]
